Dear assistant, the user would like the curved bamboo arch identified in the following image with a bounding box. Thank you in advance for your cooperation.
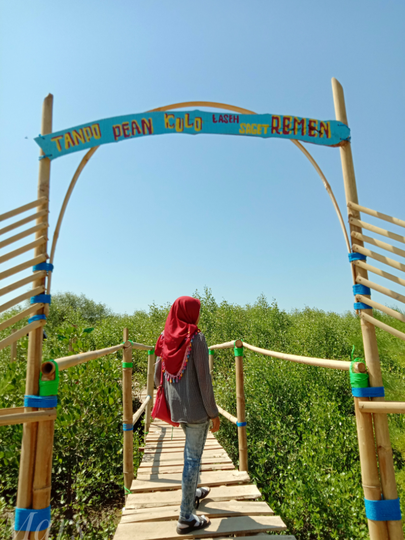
[47,100,351,297]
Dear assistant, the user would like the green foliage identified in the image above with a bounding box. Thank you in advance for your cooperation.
[0,290,404,539]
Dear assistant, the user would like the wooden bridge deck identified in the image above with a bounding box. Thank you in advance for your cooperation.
[113,419,295,540]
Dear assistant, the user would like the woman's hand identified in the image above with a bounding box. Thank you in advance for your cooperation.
[210,416,220,433]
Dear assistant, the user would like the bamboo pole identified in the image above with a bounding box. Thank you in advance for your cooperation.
[0,406,25,416]
[356,275,405,305]
[0,285,44,314]
[0,319,46,351]
[217,405,237,424]
[242,341,355,370]
[360,402,405,415]
[0,304,44,333]
[348,201,405,230]
[30,363,57,540]
[0,236,47,265]
[350,217,405,246]
[353,244,405,274]
[360,312,405,343]
[0,198,47,223]
[133,396,151,424]
[15,95,53,540]
[10,329,17,362]
[0,223,47,250]
[0,410,57,427]
[355,295,405,324]
[209,339,243,351]
[0,209,48,237]
[122,330,134,493]
[145,349,155,433]
[333,78,402,540]
[52,343,124,371]
[353,260,405,289]
[130,341,154,351]
[0,272,47,297]
[0,254,47,281]
[352,231,405,259]
[235,345,248,472]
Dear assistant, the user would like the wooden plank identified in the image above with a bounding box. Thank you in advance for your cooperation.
[0,236,47,265]
[126,484,262,510]
[0,271,47,297]
[0,198,47,223]
[121,501,274,523]
[360,312,405,342]
[142,444,222,455]
[131,470,250,493]
[0,319,45,351]
[347,201,405,229]
[350,217,405,245]
[140,450,230,465]
[0,410,57,427]
[0,223,47,250]
[0,406,25,417]
[0,303,44,333]
[0,209,48,237]
[113,516,287,540]
[352,244,405,274]
[0,254,47,281]
[0,285,44,314]
[136,463,236,476]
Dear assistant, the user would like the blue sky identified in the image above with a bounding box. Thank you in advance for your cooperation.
[1,1,404,315]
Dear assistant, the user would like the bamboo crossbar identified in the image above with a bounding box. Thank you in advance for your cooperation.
[0,210,48,237]
[359,402,405,415]
[0,254,47,281]
[132,395,151,424]
[0,223,47,250]
[351,231,405,260]
[352,244,405,274]
[0,406,25,416]
[353,260,405,288]
[355,294,405,324]
[0,272,46,297]
[0,303,44,333]
[53,343,125,371]
[350,217,405,246]
[0,285,44,314]
[0,198,47,223]
[356,275,405,305]
[0,236,47,265]
[130,341,154,351]
[0,319,46,351]
[360,312,405,343]
[0,410,57,427]
[217,405,237,424]
[242,341,352,370]
[209,339,243,351]
[348,201,405,229]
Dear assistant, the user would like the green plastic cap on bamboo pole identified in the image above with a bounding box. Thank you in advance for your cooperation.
[234,340,244,357]
[147,348,155,355]
[208,349,215,355]
[39,360,59,396]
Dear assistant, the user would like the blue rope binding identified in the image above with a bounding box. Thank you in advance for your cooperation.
[354,302,372,310]
[24,395,57,408]
[349,252,367,262]
[353,284,371,296]
[30,294,51,305]
[352,387,385,398]
[123,423,133,431]
[236,421,247,427]
[28,314,47,324]
[14,506,51,532]
[364,497,401,521]
[33,263,54,272]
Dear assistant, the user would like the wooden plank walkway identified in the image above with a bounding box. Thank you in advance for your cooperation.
[114,419,295,540]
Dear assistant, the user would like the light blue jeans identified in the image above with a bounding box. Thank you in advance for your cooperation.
[179,421,210,520]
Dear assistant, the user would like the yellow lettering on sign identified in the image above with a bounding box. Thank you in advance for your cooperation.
[194,117,202,131]
[185,114,194,129]
[239,124,246,134]
[64,132,75,149]
[165,114,174,129]
[319,121,331,138]
[72,130,85,145]
[83,127,93,142]
[51,135,63,151]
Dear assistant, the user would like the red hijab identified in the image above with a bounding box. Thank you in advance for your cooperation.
[155,296,201,383]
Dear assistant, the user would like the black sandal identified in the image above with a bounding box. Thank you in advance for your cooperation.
[195,487,211,509]
[176,515,210,535]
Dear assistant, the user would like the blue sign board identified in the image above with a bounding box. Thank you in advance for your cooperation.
[35,110,350,160]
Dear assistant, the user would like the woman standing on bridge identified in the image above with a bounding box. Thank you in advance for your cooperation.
[154,296,220,534]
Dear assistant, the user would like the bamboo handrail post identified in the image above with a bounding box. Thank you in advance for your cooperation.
[209,349,214,374]
[15,94,53,540]
[333,78,403,539]
[234,342,248,472]
[122,330,134,494]
[30,363,57,540]
[145,348,155,433]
